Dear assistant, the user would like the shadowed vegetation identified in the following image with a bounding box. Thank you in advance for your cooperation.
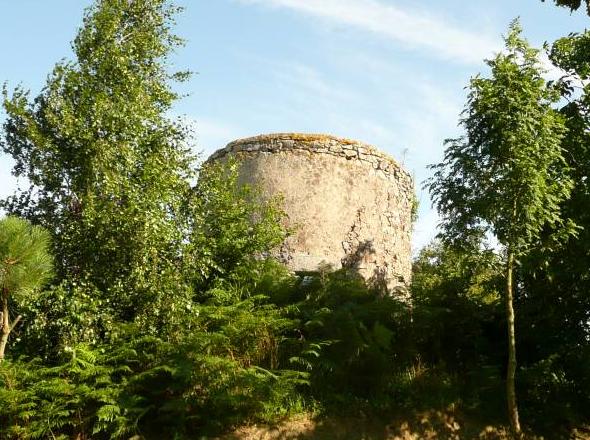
[0,0,589,438]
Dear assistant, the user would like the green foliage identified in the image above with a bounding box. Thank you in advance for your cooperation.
[18,286,305,438]
[0,217,53,301]
[1,0,195,325]
[550,31,590,79]
[409,240,507,417]
[412,239,502,306]
[411,240,504,370]
[512,28,590,431]
[529,30,590,355]
[0,216,53,360]
[428,21,573,253]
[14,281,113,358]
[186,158,288,291]
[3,0,590,437]
[0,2,311,435]
[0,345,129,439]
[278,268,413,401]
[519,355,580,430]
[541,0,590,14]
[427,21,577,434]
[0,305,309,438]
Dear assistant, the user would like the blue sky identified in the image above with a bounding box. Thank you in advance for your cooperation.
[0,0,588,250]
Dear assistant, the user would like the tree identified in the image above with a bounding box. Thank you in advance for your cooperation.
[0,217,53,361]
[411,239,504,370]
[513,30,590,424]
[1,0,195,325]
[427,21,574,436]
[542,0,590,14]
[187,159,288,292]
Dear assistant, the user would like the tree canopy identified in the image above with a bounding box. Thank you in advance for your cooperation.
[427,21,575,436]
[1,0,199,330]
[428,22,573,253]
[543,0,590,14]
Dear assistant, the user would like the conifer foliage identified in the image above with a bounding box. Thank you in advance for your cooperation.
[0,217,53,361]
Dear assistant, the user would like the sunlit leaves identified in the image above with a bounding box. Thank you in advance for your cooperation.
[427,21,574,256]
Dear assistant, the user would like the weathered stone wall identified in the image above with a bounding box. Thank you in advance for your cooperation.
[208,133,414,293]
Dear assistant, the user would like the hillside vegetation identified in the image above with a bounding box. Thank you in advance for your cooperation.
[1,1,589,439]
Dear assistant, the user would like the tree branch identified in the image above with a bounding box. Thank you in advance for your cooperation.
[10,315,22,332]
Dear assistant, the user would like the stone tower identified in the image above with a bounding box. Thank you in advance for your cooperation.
[208,133,414,293]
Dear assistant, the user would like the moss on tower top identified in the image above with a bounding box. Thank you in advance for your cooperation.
[229,133,359,145]
[209,133,410,182]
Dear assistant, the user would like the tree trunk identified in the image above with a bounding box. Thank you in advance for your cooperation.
[0,291,10,362]
[506,249,521,437]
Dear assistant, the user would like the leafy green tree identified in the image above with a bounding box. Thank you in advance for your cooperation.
[427,21,574,436]
[1,0,194,326]
[2,0,192,310]
[411,239,504,370]
[187,158,288,293]
[541,0,590,331]
[510,30,590,427]
[410,240,507,417]
[543,27,590,367]
[0,216,53,361]
[542,0,590,14]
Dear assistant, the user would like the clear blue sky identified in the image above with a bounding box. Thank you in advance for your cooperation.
[1,0,587,250]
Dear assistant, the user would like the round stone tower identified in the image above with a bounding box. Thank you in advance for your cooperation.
[207,133,414,293]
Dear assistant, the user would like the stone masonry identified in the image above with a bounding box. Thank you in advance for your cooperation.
[208,133,414,294]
